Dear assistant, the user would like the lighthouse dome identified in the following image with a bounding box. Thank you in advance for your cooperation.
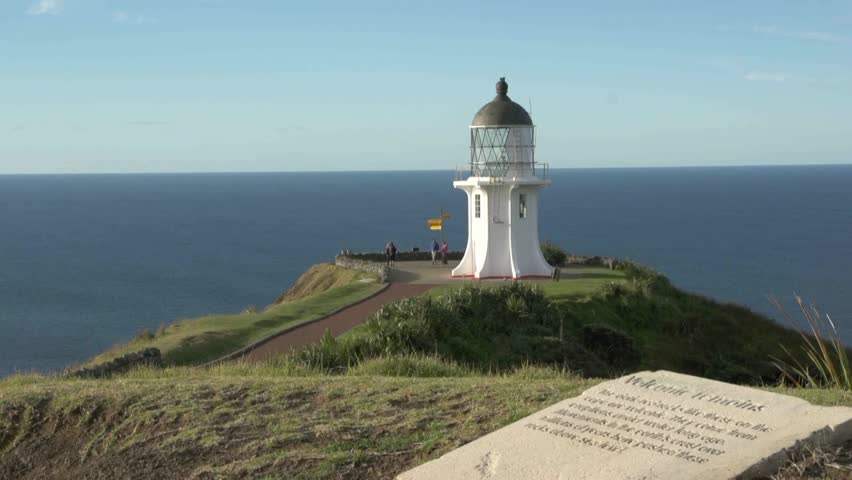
[471,77,533,127]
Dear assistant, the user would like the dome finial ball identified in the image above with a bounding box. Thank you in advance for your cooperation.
[471,76,531,126]
[496,77,508,96]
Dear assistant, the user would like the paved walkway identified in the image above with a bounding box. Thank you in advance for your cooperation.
[240,283,434,362]
[236,260,560,362]
[389,260,461,284]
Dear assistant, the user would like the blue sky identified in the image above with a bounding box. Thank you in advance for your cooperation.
[1,0,850,173]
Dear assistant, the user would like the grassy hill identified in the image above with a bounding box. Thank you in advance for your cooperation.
[1,364,850,480]
[87,264,382,367]
[288,262,811,385]
[5,258,850,479]
[274,263,379,304]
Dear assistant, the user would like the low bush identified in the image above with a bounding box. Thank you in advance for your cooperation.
[579,324,641,373]
[541,242,567,267]
[343,251,465,262]
[618,260,672,295]
[292,283,609,377]
[348,354,475,377]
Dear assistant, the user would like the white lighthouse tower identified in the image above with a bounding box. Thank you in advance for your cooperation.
[452,77,554,280]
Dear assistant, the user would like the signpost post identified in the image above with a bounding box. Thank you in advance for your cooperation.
[428,208,451,244]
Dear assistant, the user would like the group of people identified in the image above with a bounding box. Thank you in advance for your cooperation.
[383,239,448,267]
[430,239,448,265]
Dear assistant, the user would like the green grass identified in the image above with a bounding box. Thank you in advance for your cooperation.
[424,266,627,299]
[275,263,380,303]
[87,273,384,367]
[5,258,848,478]
[0,367,597,479]
[1,364,849,480]
[534,266,627,299]
[303,263,810,384]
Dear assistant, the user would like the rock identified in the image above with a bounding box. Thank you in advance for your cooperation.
[64,348,162,379]
[397,370,852,480]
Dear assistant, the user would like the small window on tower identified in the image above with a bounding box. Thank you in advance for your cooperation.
[474,194,481,218]
[519,193,527,219]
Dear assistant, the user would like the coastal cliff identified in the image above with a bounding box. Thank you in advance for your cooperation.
[2,257,849,479]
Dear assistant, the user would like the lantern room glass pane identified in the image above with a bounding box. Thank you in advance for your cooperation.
[470,126,535,177]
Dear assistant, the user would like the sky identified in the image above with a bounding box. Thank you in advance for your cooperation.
[1,0,851,173]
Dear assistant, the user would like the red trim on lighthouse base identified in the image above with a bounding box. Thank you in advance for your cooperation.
[450,274,552,281]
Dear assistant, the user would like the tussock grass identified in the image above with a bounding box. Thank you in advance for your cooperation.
[274,263,379,304]
[288,283,613,377]
[0,370,598,480]
[347,354,477,378]
[771,294,852,390]
[270,262,810,384]
[1,365,849,480]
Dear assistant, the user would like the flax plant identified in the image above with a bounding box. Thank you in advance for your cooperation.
[770,294,851,390]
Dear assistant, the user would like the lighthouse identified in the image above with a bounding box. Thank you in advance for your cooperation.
[452,77,554,280]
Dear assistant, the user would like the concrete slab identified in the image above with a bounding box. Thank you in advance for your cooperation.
[397,370,852,480]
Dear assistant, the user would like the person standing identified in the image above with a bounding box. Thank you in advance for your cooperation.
[385,241,393,267]
[431,238,440,264]
[440,241,448,265]
[389,241,397,267]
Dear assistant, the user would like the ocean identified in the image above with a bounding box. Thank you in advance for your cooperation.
[1,165,851,377]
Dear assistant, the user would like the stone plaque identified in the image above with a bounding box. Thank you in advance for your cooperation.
[397,371,852,480]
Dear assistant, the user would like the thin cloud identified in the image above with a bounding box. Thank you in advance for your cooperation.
[797,31,846,43]
[752,24,848,44]
[128,120,168,126]
[752,25,779,34]
[744,71,788,82]
[113,11,157,25]
[26,0,63,15]
[274,126,307,133]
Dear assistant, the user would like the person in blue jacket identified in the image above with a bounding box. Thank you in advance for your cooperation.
[430,239,440,264]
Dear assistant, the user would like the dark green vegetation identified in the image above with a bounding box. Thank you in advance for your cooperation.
[1,365,850,480]
[292,262,811,385]
[298,283,614,377]
[3,258,851,479]
[556,262,811,384]
[540,241,567,267]
[344,251,465,262]
[87,265,382,367]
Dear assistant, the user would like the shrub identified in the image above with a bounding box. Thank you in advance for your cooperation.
[619,260,672,295]
[508,363,578,380]
[292,283,589,374]
[541,242,567,267]
[348,354,474,377]
[136,329,155,341]
[579,323,641,373]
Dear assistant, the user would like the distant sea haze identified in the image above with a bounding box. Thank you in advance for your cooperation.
[1,165,851,377]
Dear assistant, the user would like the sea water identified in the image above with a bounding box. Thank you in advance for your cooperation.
[1,165,850,376]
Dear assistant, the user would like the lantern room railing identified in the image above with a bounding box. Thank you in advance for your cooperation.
[456,162,549,181]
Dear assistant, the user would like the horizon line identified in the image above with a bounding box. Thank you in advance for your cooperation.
[1,162,851,176]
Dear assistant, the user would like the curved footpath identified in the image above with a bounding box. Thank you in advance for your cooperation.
[240,282,435,362]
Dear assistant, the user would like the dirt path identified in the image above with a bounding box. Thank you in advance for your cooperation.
[241,283,435,362]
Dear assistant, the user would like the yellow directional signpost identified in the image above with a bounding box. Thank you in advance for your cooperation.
[427,208,450,245]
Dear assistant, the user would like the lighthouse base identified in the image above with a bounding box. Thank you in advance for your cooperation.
[450,176,554,281]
